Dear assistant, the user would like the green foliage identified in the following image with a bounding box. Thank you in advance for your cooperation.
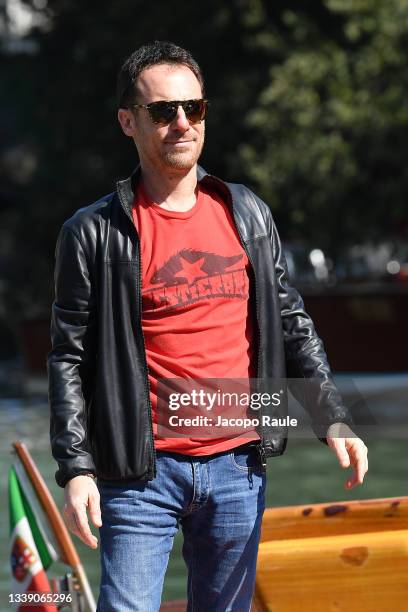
[1,0,408,320]
[238,0,408,251]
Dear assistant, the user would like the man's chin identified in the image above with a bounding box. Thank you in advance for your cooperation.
[162,153,199,171]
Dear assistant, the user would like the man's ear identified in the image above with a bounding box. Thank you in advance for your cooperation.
[118,109,136,136]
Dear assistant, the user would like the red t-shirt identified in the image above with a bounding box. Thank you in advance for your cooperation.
[132,179,260,454]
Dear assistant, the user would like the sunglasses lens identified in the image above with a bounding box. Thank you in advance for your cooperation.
[147,100,207,125]
[148,102,177,124]
[183,99,207,123]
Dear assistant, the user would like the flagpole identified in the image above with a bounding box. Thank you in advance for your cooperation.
[12,441,97,612]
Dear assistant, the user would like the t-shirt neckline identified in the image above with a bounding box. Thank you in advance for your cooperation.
[138,180,204,219]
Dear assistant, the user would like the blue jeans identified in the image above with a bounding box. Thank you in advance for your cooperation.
[96,445,267,612]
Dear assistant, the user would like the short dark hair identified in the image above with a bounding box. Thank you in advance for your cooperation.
[117,40,205,108]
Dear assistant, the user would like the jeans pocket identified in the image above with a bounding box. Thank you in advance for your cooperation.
[230,445,260,472]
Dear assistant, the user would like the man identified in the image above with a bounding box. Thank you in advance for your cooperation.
[48,41,368,612]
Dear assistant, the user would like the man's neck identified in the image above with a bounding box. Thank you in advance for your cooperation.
[140,164,198,212]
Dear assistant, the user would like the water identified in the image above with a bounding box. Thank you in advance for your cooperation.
[1,388,407,611]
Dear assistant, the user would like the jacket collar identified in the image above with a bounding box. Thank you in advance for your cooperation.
[116,164,209,222]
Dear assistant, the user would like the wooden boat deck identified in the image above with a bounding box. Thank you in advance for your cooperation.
[160,496,408,611]
[253,496,408,611]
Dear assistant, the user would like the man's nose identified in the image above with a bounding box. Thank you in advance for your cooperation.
[171,105,190,130]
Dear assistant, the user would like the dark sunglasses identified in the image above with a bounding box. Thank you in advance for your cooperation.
[129,98,209,125]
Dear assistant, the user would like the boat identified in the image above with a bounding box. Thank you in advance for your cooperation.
[160,496,408,611]
[253,496,408,611]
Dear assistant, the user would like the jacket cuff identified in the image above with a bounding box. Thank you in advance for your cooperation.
[313,410,356,446]
[55,466,97,488]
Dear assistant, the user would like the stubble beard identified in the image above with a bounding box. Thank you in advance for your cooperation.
[161,129,205,171]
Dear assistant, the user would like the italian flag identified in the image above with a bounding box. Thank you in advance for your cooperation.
[8,465,58,611]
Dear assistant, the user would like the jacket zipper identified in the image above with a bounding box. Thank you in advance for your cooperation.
[136,237,157,479]
[118,172,268,477]
[116,182,157,479]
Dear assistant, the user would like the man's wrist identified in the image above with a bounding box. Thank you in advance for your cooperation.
[66,472,97,485]
[81,472,97,480]
[327,422,354,438]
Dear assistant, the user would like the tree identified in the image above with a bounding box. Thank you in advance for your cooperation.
[238,0,408,253]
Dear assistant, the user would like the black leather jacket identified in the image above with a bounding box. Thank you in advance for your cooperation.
[48,165,353,487]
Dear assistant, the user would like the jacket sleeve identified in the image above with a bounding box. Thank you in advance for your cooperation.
[47,224,97,487]
[270,216,355,443]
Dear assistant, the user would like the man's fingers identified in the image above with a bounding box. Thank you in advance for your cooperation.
[63,508,86,544]
[345,443,368,489]
[357,454,368,482]
[345,473,358,489]
[329,438,350,468]
[74,503,98,547]
[62,507,81,539]
[339,453,350,468]
[345,466,364,489]
[88,492,102,527]
[63,476,102,548]
[327,429,369,490]
[63,503,98,548]
[328,434,368,489]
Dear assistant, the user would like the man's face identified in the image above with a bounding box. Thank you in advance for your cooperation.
[118,63,205,174]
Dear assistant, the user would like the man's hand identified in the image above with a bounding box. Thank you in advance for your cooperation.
[326,423,368,490]
[63,475,102,548]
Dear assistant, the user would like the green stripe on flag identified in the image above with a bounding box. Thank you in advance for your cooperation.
[8,466,53,570]
[9,466,25,529]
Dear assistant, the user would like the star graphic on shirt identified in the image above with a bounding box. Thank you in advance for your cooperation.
[173,255,207,285]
